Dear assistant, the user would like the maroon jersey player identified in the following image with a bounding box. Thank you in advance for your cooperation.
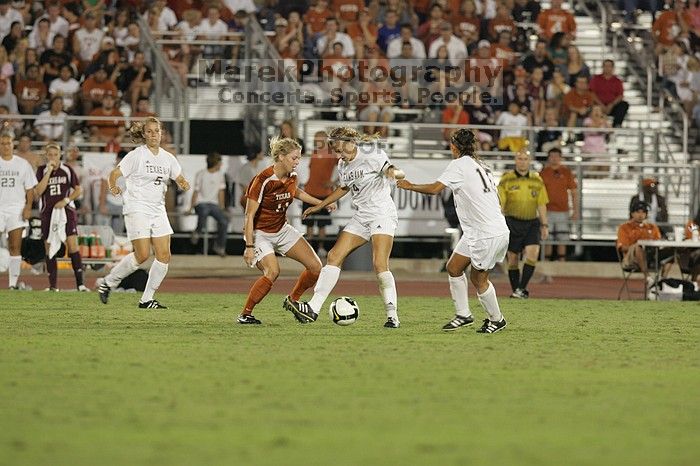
[35,142,88,291]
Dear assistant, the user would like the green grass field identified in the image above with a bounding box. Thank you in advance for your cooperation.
[1,290,698,466]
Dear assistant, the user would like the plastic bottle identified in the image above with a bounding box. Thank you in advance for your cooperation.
[78,235,89,257]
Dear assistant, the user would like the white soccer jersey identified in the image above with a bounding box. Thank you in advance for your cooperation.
[437,156,509,238]
[0,155,38,212]
[118,145,182,216]
[338,144,397,220]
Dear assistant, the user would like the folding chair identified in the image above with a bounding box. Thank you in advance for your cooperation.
[617,247,646,300]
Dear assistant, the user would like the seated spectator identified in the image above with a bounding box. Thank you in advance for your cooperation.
[88,93,124,144]
[512,0,541,22]
[36,2,69,39]
[527,67,546,124]
[357,67,395,137]
[81,66,117,114]
[116,51,152,112]
[131,97,155,118]
[316,17,355,58]
[279,119,305,154]
[15,133,41,169]
[73,12,104,71]
[537,0,576,40]
[117,22,142,62]
[236,150,266,209]
[652,0,690,53]
[304,0,332,36]
[144,0,178,32]
[417,3,444,48]
[617,200,673,277]
[545,69,570,111]
[563,75,599,128]
[452,0,480,50]
[563,44,590,86]
[333,0,364,29]
[2,21,23,55]
[589,59,630,128]
[508,83,535,122]
[15,63,46,115]
[107,8,130,44]
[40,34,72,88]
[0,1,23,42]
[441,92,469,144]
[0,77,17,113]
[49,64,80,113]
[630,177,670,233]
[491,30,516,69]
[536,106,563,155]
[675,56,700,117]
[28,17,54,55]
[488,3,516,42]
[522,39,555,81]
[547,31,568,70]
[377,9,402,53]
[378,0,416,26]
[34,96,66,141]
[680,208,700,283]
[428,21,467,67]
[465,89,495,150]
[189,152,229,257]
[581,105,610,155]
[0,44,13,82]
[347,8,378,54]
[496,101,529,152]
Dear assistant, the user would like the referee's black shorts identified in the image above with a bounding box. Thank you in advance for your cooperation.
[506,216,540,253]
[301,202,332,227]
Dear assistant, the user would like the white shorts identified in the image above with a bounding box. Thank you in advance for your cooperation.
[124,212,173,241]
[0,209,27,234]
[548,211,570,240]
[454,232,509,271]
[254,223,304,264]
[343,215,398,241]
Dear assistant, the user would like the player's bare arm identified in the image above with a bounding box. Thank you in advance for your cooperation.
[242,197,260,268]
[108,167,124,195]
[295,189,337,212]
[538,204,549,240]
[34,159,59,196]
[385,166,405,180]
[55,184,81,209]
[175,174,190,191]
[303,186,349,219]
[396,179,445,195]
[22,188,33,220]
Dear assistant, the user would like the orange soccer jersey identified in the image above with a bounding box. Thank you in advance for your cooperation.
[617,220,661,250]
[246,166,297,233]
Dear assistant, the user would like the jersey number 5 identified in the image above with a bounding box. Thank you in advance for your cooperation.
[154,176,164,186]
[476,168,495,193]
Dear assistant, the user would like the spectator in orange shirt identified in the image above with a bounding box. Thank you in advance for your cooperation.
[617,200,672,275]
[302,131,338,257]
[333,0,365,28]
[81,66,118,114]
[563,75,600,127]
[537,0,576,40]
[346,8,378,52]
[488,3,516,41]
[131,97,155,118]
[304,0,332,36]
[88,93,125,144]
[441,92,469,144]
[15,64,47,114]
[652,0,690,50]
[540,148,579,261]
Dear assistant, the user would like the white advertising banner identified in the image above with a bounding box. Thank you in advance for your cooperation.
[82,152,455,237]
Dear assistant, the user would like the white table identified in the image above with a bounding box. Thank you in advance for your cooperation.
[636,240,700,299]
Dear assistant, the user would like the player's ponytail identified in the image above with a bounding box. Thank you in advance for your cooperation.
[269,135,302,162]
[450,128,479,159]
[130,116,161,144]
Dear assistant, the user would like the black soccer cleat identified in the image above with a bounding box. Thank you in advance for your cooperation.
[98,281,111,304]
[477,318,507,334]
[237,314,262,325]
[285,299,318,323]
[138,300,168,309]
[442,314,474,332]
[383,317,400,328]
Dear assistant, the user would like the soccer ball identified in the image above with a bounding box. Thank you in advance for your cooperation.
[329,297,360,326]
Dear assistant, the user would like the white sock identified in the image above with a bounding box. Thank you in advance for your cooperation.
[448,274,472,318]
[377,271,399,320]
[104,253,140,288]
[308,265,341,313]
[140,260,169,303]
[477,281,503,322]
[8,255,20,288]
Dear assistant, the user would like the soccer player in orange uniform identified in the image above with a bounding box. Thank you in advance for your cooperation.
[238,137,336,325]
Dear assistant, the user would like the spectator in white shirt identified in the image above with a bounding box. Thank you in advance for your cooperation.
[189,152,229,257]
[0,76,17,113]
[496,101,530,152]
[428,22,467,67]
[73,12,104,68]
[144,0,177,32]
[198,6,229,58]
[223,0,257,14]
[387,24,426,59]
[34,2,69,39]
[28,17,54,55]
[316,17,355,58]
[49,64,80,113]
[0,0,22,42]
[34,96,67,141]
[116,22,141,62]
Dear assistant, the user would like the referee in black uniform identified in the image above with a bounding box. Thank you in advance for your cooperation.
[497,150,549,298]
